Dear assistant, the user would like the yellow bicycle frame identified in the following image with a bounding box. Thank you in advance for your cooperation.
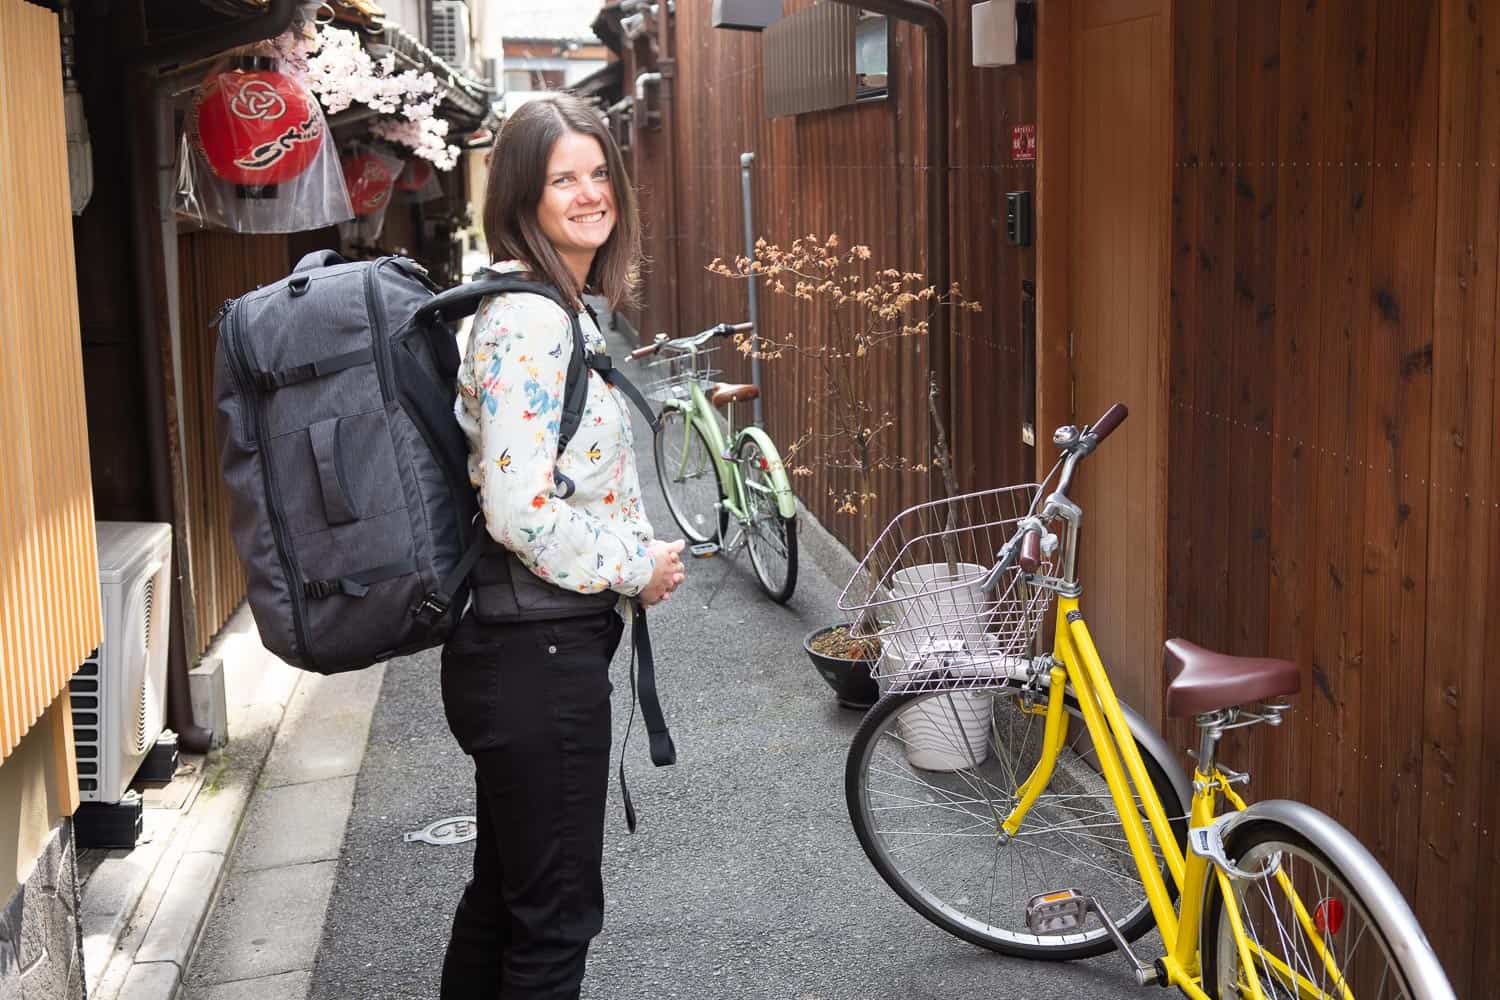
[999,597,1350,1000]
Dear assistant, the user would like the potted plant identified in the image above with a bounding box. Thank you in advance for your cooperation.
[710,235,981,713]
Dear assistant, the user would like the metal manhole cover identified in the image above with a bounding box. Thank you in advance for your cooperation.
[403,816,477,846]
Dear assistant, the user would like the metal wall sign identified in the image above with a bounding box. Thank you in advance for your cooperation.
[403,816,477,846]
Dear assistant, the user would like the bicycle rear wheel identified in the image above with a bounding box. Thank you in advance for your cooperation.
[653,406,724,544]
[735,435,797,603]
[846,686,1187,959]
[1201,811,1453,1000]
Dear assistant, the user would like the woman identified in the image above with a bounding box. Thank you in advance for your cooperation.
[439,94,686,1000]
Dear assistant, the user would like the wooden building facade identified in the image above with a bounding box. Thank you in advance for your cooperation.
[592,0,1499,990]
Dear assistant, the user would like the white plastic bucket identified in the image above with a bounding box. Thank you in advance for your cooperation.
[884,561,993,655]
[894,687,994,771]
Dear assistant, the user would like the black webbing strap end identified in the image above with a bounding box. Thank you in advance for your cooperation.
[304,578,369,599]
[617,603,676,834]
[633,605,675,767]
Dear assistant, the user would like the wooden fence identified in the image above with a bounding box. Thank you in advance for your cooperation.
[1168,1,1500,991]
[0,0,102,775]
[176,231,290,652]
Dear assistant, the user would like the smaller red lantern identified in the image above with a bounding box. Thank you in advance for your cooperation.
[193,57,323,196]
[397,158,434,192]
[343,153,399,216]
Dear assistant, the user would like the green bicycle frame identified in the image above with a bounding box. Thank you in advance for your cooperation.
[662,379,797,523]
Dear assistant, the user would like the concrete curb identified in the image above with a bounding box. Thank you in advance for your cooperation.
[83,607,301,1000]
[81,607,388,1000]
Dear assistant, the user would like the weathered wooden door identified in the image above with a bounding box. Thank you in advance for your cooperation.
[1040,0,1172,719]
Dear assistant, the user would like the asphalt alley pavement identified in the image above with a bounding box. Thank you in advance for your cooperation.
[307,322,1143,1000]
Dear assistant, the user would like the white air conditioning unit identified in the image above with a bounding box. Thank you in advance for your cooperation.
[431,1,471,68]
[72,522,172,804]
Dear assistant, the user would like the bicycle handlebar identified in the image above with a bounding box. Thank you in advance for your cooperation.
[1089,403,1128,443]
[981,402,1129,591]
[626,321,754,361]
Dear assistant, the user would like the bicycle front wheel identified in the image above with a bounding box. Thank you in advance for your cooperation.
[1201,811,1453,1000]
[653,406,724,544]
[846,686,1187,959]
[734,434,797,603]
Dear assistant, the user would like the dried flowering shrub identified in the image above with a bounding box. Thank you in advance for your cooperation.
[709,234,980,554]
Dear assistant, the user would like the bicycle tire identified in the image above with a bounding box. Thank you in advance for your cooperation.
[846,685,1187,959]
[1200,811,1453,1000]
[653,406,725,545]
[735,434,797,603]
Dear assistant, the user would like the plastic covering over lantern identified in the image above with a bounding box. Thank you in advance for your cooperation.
[396,157,444,203]
[176,56,352,234]
[337,147,404,243]
[343,151,400,216]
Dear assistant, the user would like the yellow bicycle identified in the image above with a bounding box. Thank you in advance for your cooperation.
[840,405,1454,1000]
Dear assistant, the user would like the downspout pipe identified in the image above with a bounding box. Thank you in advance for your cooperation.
[123,0,299,753]
[827,0,951,489]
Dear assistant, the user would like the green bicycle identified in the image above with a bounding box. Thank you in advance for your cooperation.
[630,322,798,603]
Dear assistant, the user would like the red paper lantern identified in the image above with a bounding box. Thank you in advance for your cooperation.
[397,158,433,192]
[193,65,323,188]
[343,154,398,216]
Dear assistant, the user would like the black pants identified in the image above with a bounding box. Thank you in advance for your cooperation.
[439,608,625,1000]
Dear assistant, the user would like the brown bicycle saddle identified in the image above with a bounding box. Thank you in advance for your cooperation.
[1162,638,1300,718]
[711,382,760,406]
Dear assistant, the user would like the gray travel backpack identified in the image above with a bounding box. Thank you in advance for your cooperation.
[213,250,655,675]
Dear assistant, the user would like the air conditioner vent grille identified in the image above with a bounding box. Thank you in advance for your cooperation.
[141,576,154,652]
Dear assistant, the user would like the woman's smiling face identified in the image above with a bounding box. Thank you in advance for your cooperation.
[536,130,616,267]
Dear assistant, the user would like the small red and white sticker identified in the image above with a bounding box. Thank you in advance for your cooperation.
[1012,124,1037,161]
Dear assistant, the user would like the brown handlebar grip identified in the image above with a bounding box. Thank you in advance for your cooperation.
[1089,403,1129,441]
[629,344,659,360]
[1018,531,1042,573]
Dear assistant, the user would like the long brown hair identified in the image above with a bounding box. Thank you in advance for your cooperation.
[482,94,641,311]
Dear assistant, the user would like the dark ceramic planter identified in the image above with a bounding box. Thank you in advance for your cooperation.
[804,624,880,710]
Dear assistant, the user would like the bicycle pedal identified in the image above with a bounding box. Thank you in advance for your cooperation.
[1025,888,1088,935]
[689,542,720,558]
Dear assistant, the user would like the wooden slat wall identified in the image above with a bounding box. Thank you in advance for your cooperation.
[1169,1,1497,991]
[627,1,1038,554]
[177,231,291,652]
[0,0,102,762]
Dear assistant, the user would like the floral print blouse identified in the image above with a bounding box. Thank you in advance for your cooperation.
[456,261,656,596]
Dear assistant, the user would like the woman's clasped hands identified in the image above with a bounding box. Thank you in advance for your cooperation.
[639,538,686,607]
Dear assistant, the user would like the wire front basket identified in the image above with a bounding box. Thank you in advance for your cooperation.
[837,484,1064,693]
[640,344,723,405]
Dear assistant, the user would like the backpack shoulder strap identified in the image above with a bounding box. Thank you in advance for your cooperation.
[413,272,569,327]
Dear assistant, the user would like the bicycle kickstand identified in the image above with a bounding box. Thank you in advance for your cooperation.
[700,512,747,611]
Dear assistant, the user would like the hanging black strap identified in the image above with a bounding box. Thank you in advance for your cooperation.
[586,353,661,433]
[617,602,676,834]
[304,557,416,599]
